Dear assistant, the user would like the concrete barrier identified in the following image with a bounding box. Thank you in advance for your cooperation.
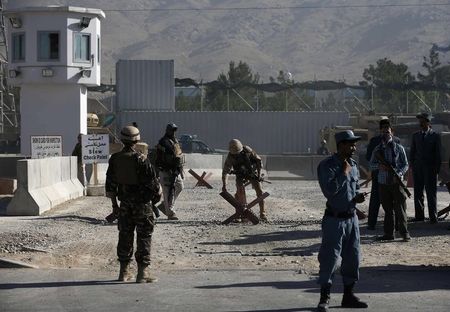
[83,153,330,188]
[0,156,26,179]
[6,156,83,216]
[184,154,224,182]
[265,155,328,180]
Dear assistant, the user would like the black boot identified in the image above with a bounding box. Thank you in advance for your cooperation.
[341,283,368,308]
[317,284,331,312]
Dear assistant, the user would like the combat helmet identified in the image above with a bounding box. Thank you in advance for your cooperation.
[166,123,178,131]
[121,126,140,144]
[229,139,243,155]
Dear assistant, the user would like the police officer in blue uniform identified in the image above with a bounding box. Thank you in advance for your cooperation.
[316,130,368,312]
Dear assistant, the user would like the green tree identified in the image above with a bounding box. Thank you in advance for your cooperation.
[264,70,313,111]
[205,61,259,111]
[417,47,450,111]
[360,58,416,113]
[321,93,338,111]
[175,91,201,111]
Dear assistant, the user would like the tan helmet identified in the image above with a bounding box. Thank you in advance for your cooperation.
[120,126,140,143]
[229,139,243,155]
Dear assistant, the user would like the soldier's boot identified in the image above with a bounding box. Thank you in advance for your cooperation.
[341,283,368,309]
[317,284,331,312]
[118,262,133,282]
[136,264,158,283]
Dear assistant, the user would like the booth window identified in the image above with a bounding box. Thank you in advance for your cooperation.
[73,33,91,62]
[38,31,59,61]
[97,35,100,63]
[12,33,25,62]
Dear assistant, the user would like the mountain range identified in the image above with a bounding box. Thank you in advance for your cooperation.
[6,0,450,84]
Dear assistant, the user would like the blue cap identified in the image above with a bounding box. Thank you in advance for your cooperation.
[335,130,361,145]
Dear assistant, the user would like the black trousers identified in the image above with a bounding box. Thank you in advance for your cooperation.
[413,166,437,221]
[379,184,408,237]
[367,171,380,228]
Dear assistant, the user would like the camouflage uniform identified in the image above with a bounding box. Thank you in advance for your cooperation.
[222,145,266,218]
[105,146,160,266]
[155,133,184,219]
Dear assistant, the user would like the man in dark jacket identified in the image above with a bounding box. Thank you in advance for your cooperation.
[365,119,400,230]
[410,113,441,223]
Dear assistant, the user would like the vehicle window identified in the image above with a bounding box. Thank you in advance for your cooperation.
[191,142,202,153]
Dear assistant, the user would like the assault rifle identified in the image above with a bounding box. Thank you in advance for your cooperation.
[437,181,450,219]
[105,196,160,224]
[230,169,272,184]
[374,150,411,198]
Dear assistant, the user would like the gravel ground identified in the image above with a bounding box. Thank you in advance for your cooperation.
[0,180,449,276]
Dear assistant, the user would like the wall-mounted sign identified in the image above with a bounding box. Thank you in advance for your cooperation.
[31,135,63,158]
[81,134,109,164]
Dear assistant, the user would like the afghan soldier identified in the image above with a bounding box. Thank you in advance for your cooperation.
[317,130,368,311]
[105,126,161,283]
[155,123,184,220]
[222,139,267,222]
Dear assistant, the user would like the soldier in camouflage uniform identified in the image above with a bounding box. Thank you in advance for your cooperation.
[105,126,161,283]
[222,139,267,221]
[155,123,184,220]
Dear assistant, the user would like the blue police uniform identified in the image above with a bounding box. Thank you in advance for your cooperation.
[317,154,361,287]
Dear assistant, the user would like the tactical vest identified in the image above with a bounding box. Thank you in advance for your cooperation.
[156,136,184,170]
[112,150,139,185]
[232,148,257,178]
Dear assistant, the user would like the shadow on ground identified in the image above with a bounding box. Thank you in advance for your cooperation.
[196,265,450,294]
[30,215,105,225]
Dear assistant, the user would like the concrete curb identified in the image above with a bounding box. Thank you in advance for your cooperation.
[0,257,39,269]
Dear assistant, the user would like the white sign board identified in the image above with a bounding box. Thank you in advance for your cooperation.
[31,135,63,158]
[81,134,110,164]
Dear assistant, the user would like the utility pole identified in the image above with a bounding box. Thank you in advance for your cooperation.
[314,74,317,111]
[406,76,409,114]
[200,85,204,112]
[0,1,19,142]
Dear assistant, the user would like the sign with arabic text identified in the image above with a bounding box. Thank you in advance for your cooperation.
[81,134,110,164]
[31,135,63,158]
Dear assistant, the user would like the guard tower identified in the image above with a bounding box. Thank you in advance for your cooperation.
[4,6,105,155]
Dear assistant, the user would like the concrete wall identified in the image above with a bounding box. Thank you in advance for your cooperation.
[265,155,328,180]
[0,156,27,178]
[6,156,83,216]
[116,60,175,111]
[118,111,349,154]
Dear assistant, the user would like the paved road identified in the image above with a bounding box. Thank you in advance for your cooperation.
[0,267,449,312]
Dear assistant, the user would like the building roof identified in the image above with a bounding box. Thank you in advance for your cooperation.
[4,6,105,19]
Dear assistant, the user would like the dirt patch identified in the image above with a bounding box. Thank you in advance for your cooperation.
[0,181,449,276]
